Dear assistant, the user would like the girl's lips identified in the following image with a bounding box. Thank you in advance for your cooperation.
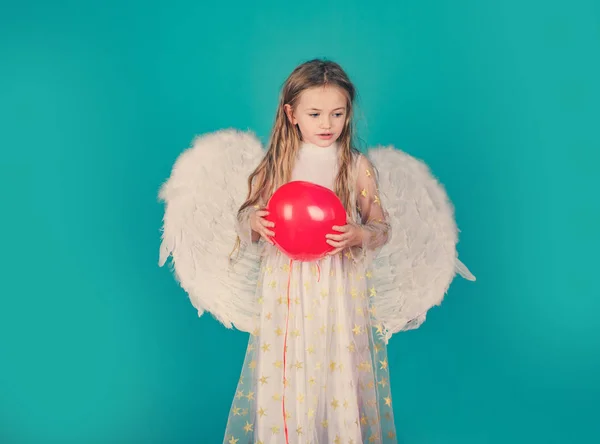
[317,133,333,139]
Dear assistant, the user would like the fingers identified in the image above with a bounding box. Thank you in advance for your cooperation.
[326,239,345,248]
[332,225,348,232]
[325,233,347,241]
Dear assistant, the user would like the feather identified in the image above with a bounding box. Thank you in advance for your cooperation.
[158,128,264,332]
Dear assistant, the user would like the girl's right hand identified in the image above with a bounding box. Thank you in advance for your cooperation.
[249,209,275,244]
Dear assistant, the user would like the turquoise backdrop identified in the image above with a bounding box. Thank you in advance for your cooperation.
[1,0,599,442]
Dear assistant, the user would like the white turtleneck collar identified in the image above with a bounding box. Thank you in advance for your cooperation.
[298,140,339,157]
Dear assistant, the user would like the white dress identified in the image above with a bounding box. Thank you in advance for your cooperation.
[222,141,398,444]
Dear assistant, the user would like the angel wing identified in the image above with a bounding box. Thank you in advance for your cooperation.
[158,129,264,333]
[366,146,476,343]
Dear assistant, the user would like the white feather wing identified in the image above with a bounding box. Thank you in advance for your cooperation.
[158,129,264,333]
[367,146,475,342]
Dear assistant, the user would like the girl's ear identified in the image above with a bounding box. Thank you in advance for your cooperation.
[284,104,296,124]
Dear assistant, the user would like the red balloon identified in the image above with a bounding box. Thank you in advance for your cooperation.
[265,181,347,262]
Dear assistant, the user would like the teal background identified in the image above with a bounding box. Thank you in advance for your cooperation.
[1,0,599,442]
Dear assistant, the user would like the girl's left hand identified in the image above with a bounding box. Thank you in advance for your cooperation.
[325,222,364,256]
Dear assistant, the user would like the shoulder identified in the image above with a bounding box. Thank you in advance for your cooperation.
[352,151,375,173]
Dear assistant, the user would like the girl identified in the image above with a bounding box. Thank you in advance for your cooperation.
[225,60,397,444]
[158,58,474,444]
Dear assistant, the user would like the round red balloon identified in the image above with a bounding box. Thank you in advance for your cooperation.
[265,181,347,262]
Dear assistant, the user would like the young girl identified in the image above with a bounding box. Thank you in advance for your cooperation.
[226,60,395,444]
[158,58,475,444]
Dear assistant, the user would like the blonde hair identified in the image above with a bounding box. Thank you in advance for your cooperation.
[232,59,359,255]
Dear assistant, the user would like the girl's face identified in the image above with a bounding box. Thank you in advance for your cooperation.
[284,85,348,148]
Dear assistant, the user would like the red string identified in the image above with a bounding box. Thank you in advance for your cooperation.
[282,258,293,444]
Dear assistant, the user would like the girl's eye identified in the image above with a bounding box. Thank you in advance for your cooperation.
[334,113,344,117]
[309,113,319,117]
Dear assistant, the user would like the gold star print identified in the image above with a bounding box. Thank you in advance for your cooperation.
[306,345,315,354]
[266,266,273,274]
[228,436,239,444]
[365,270,373,278]
[368,305,377,316]
[343,399,349,409]
[232,406,242,416]
[294,361,303,369]
[265,312,272,320]
[248,360,256,369]
[331,398,339,410]
[285,411,292,420]
[369,286,377,297]
[293,296,300,305]
[368,432,379,442]
[307,408,315,419]
[378,377,389,388]
[259,375,269,385]
[366,169,372,177]
[296,426,303,435]
[305,312,314,321]
[360,414,368,425]
[283,377,289,388]
[375,324,384,335]
[374,195,381,205]
[352,324,362,335]
[384,396,392,407]
[388,431,396,439]
[334,435,341,444]
[241,408,248,416]
[243,421,253,433]
[374,343,383,353]
[380,358,388,371]
[277,295,285,305]
[367,399,377,408]
[257,407,267,417]
[350,288,358,299]
[235,389,244,399]
[361,188,368,197]
[257,296,264,304]
[329,361,337,372]
[268,280,276,288]
[297,393,304,403]
[272,393,281,401]
[245,391,255,401]
[270,425,280,435]
[384,412,392,421]
[273,360,283,368]
[308,376,316,386]
[356,306,365,317]
[320,289,328,298]
[275,326,283,336]
[315,361,322,371]
[251,327,259,336]
[366,380,375,389]
[345,250,353,260]
[291,329,301,338]
[281,263,290,272]
[358,361,371,372]
[347,343,356,353]
[303,281,310,291]
[261,342,271,352]
[321,419,329,428]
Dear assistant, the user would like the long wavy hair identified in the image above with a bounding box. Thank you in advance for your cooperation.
[232,59,359,255]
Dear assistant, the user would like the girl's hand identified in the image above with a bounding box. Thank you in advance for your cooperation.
[325,222,364,256]
[249,208,275,244]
